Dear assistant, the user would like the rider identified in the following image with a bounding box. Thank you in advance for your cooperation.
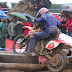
[24,7,61,55]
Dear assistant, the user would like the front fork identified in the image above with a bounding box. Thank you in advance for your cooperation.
[40,41,59,65]
[20,34,29,44]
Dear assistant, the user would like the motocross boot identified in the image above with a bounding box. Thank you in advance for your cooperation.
[24,50,32,56]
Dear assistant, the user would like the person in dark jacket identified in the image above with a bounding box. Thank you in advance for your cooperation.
[37,0,46,10]
[8,17,17,40]
[0,18,10,48]
[13,19,24,38]
[60,16,67,34]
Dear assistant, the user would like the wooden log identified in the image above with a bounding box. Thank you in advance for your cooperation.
[0,63,48,72]
[0,51,39,64]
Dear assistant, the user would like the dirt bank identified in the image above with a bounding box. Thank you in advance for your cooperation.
[8,0,35,17]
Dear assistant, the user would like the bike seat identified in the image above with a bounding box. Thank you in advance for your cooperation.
[38,33,57,41]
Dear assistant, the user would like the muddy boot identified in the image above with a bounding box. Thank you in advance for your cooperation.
[24,50,32,56]
[23,51,27,55]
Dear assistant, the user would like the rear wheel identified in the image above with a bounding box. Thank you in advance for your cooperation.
[44,49,67,72]
[12,34,28,54]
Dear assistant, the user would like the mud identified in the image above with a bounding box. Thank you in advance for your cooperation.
[62,63,72,72]
[8,0,35,17]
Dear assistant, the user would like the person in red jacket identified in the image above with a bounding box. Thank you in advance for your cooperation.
[66,12,72,37]
[0,6,2,10]
[23,17,31,35]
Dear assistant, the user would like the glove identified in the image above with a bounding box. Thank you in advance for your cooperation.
[31,17,37,22]
[34,18,37,21]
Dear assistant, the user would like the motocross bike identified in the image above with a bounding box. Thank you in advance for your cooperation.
[12,23,72,72]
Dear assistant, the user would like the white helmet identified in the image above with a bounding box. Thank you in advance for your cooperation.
[37,7,49,17]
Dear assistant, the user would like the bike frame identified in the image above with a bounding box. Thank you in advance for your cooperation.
[22,26,72,50]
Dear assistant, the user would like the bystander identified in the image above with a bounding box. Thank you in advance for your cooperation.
[60,16,67,34]
[66,12,72,37]
[7,17,17,40]
[0,18,10,48]
[13,19,24,38]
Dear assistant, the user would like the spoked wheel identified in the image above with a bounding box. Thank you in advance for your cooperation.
[44,49,67,72]
[12,34,28,54]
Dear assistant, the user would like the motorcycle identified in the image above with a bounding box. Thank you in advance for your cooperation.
[12,23,72,72]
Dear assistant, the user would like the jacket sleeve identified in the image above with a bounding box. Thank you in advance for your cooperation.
[36,17,46,23]
[36,17,43,22]
[57,18,61,26]
[0,24,2,32]
[7,23,11,35]
[66,20,69,29]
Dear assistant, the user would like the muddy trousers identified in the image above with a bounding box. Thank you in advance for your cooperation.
[27,31,49,53]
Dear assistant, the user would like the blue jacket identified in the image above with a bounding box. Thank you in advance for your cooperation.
[36,13,61,33]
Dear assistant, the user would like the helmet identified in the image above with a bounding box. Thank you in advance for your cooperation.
[37,7,49,17]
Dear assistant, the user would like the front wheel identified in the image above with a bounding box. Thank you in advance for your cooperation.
[45,49,67,72]
[12,34,28,54]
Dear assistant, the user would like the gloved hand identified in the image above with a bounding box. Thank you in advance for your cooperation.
[31,17,37,22]
[34,18,37,21]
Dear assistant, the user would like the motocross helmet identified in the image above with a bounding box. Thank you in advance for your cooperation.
[37,7,49,17]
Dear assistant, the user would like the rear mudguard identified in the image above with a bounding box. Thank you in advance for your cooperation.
[45,40,70,50]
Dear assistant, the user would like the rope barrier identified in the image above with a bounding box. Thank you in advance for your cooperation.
[0,47,12,50]
[0,8,65,13]
[0,8,65,14]
[48,9,64,10]
[1,8,64,10]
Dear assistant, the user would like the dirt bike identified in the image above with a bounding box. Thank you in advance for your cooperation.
[12,24,72,72]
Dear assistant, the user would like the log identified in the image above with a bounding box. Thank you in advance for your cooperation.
[0,63,48,72]
[0,51,39,64]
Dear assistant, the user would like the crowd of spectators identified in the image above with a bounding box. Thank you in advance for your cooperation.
[0,2,8,11]
[60,8,72,37]
[0,15,32,48]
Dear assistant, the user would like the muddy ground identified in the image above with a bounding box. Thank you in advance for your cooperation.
[40,63,72,72]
